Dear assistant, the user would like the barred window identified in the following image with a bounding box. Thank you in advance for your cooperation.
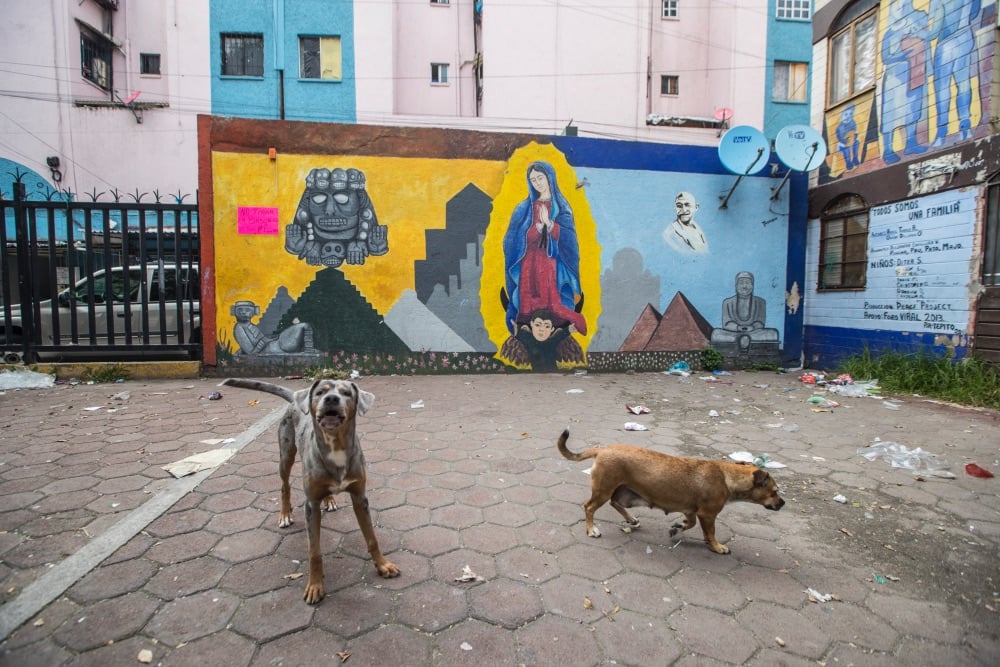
[221,33,264,77]
[81,30,113,90]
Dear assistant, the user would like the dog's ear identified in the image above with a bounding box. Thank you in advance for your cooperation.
[752,468,771,486]
[354,383,375,415]
[298,381,321,414]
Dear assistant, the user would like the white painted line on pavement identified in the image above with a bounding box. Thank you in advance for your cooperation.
[0,405,285,641]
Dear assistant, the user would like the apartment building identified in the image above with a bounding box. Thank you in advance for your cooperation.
[0,0,209,198]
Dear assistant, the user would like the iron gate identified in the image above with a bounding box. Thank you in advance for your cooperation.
[1,181,200,363]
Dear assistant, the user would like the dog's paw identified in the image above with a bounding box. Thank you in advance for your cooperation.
[708,543,731,555]
[303,583,325,605]
[376,560,401,578]
[587,526,602,538]
[321,496,338,512]
[278,514,294,528]
[669,523,682,537]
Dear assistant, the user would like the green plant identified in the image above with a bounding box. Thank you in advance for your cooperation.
[304,366,350,380]
[836,348,1000,410]
[80,363,131,383]
[700,347,725,372]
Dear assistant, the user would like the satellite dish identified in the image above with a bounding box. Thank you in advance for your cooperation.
[718,125,770,176]
[713,107,734,122]
[775,124,827,172]
[123,90,142,106]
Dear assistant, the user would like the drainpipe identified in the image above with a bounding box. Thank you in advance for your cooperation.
[274,0,285,119]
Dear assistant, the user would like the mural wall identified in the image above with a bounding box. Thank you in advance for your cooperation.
[819,0,996,183]
[201,119,807,374]
[804,187,977,363]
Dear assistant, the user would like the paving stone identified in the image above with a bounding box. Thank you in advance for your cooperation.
[160,630,256,667]
[145,556,230,600]
[594,608,684,666]
[313,583,396,639]
[69,558,158,602]
[344,623,434,667]
[0,639,73,667]
[395,580,468,632]
[212,528,281,563]
[251,627,346,667]
[515,613,601,667]
[468,579,543,629]
[605,571,681,616]
[204,506,268,535]
[669,604,759,664]
[145,531,220,564]
[53,592,159,651]
[735,601,831,660]
[865,592,966,644]
[400,525,460,557]
[229,588,314,642]
[432,618,518,666]
[144,590,240,646]
[538,574,607,624]
[495,545,560,584]
[219,554,304,597]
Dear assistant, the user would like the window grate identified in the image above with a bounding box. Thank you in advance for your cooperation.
[221,33,264,77]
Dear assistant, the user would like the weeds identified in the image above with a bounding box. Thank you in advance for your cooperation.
[836,349,1000,410]
[80,363,131,384]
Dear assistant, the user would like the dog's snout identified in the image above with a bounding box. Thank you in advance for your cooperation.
[767,497,786,511]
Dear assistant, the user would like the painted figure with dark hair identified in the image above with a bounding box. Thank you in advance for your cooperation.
[500,308,584,371]
[285,167,388,267]
[502,161,586,336]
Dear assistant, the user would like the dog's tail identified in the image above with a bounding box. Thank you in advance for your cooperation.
[556,429,600,462]
[221,378,295,403]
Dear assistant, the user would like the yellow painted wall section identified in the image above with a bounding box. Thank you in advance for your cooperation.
[212,152,507,331]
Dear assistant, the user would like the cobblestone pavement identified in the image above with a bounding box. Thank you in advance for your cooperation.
[0,370,998,666]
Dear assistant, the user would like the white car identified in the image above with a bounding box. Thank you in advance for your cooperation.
[2,263,200,358]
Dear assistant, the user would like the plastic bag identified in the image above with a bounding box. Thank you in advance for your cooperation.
[858,441,948,473]
[828,379,880,397]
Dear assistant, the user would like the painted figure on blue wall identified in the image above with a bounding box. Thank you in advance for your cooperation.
[710,272,780,354]
[835,105,861,171]
[663,191,708,253]
[285,167,388,267]
[500,307,584,371]
[231,299,318,356]
[929,0,983,146]
[880,0,929,164]
[502,161,587,336]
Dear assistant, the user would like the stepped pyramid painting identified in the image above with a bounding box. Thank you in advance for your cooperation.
[619,292,713,352]
[278,268,409,354]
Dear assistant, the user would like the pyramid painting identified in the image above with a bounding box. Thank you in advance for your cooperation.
[619,292,713,352]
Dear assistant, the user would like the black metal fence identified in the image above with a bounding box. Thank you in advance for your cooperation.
[1,181,200,363]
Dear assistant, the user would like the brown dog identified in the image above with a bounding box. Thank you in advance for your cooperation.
[223,378,399,603]
[557,429,784,554]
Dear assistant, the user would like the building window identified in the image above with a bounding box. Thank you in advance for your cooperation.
[828,8,876,105]
[773,61,808,102]
[819,195,869,290]
[221,33,264,77]
[777,0,811,20]
[81,30,113,90]
[660,75,679,95]
[661,1,679,19]
[140,53,161,76]
[430,0,450,4]
[300,36,342,80]
[431,63,449,84]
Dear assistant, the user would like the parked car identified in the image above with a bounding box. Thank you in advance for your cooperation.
[2,263,200,359]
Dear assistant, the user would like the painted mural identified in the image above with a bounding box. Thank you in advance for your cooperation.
[804,188,977,359]
[820,0,996,183]
[208,126,804,375]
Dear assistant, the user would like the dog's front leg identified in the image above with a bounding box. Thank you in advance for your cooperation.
[302,497,327,603]
[349,488,400,578]
[277,419,297,528]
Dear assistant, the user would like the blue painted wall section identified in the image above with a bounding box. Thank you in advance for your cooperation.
[211,0,357,122]
[764,0,813,139]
